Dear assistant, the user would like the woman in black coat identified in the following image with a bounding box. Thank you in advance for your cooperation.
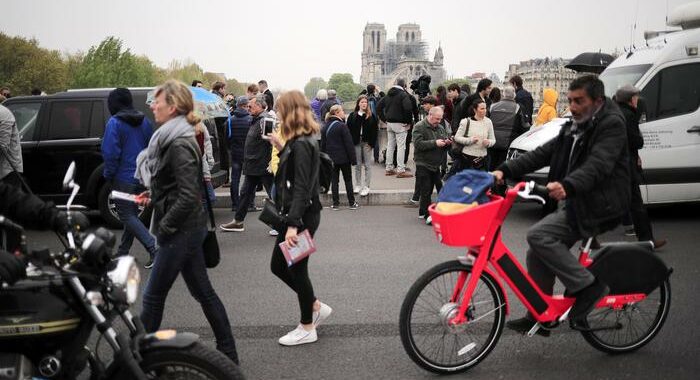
[266,90,331,346]
[321,104,358,210]
[346,95,378,196]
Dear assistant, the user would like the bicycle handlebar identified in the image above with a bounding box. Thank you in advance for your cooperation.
[515,181,549,204]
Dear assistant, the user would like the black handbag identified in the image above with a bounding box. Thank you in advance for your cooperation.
[259,198,286,232]
[450,118,470,155]
[202,179,220,268]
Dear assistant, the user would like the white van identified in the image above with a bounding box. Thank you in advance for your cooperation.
[508,4,700,205]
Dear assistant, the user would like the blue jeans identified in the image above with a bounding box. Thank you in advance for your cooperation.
[229,158,243,212]
[141,227,238,363]
[112,181,156,257]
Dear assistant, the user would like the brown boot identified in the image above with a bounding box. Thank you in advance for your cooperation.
[396,171,413,178]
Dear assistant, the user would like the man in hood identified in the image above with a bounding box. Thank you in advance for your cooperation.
[101,88,157,268]
[534,88,559,126]
[225,96,253,214]
[376,78,416,178]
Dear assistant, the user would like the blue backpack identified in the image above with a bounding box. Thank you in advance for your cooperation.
[438,170,494,205]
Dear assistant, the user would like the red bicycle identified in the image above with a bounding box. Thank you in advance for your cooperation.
[399,181,672,374]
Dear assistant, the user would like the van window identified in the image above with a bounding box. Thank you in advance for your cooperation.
[5,102,42,141]
[642,63,700,121]
[599,64,652,97]
[47,101,92,139]
[89,101,106,137]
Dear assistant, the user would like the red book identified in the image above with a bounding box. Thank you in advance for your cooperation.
[279,229,317,267]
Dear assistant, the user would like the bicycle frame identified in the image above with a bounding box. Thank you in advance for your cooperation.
[446,182,647,327]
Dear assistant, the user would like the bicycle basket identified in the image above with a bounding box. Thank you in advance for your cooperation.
[428,196,503,247]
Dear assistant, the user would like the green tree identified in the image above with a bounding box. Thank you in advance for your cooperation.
[70,36,158,88]
[225,78,250,97]
[327,73,362,103]
[303,77,328,99]
[0,32,69,95]
[158,59,205,85]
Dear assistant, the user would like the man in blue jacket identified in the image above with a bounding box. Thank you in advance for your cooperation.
[101,88,157,268]
[226,96,253,213]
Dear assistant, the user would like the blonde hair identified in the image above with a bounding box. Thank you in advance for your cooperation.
[276,90,320,140]
[155,79,201,125]
[325,104,343,122]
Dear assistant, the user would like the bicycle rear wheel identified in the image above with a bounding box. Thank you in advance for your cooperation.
[399,260,505,374]
[581,279,671,354]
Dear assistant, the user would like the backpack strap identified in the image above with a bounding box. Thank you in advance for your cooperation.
[325,120,340,137]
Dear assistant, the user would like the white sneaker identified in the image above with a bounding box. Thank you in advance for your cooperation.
[353,186,361,194]
[278,325,317,346]
[425,215,433,226]
[360,187,370,197]
[313,302,333,327]
[269,229,279,236]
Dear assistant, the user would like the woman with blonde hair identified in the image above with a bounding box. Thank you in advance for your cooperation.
[136,79,239,363]
[322,104,358,210]
[266,90,331,346]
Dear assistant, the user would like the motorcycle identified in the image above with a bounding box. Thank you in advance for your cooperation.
[0,162,245,380]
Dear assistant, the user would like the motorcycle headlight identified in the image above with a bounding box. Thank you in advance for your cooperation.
[107,256,141,304]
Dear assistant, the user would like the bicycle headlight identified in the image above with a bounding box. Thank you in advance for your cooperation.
[107,256,141,304]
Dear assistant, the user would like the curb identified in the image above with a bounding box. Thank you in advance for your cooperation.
[213,189,420,209]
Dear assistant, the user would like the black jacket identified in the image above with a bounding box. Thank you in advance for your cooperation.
[617,102,644,167]
[489,99,529,150]
[346,111,378,146]
[515,87,534,125]
[0,181,58,230]
[321,117,357,165]
[151,136,206,238]
[228,108,253,162]
[319,98,340,121]
[455,93,492,124]
[274,136,323,228]
[264,89,274,111]
[498,98,630,237]
[376,87,416,124]
[243,112,273,176]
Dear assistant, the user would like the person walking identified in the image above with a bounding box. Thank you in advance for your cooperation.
[534,88,558,127]
[413,106,450,221]
[265,90,331,346]
[322,105,358,210]
[615,85,667,249]
[488,85,529,171]
[451,99,495,173]
[136,80,239,364]
[509,75,534,126]
[226,96,253,214]
[100,88,157,268]
[346,95,377,197]
[376,78,415,178]
[220,94,274,232]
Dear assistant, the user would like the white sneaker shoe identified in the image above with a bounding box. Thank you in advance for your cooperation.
[353,186,361,194]
[269,229,279,236]
[278,325,317,346]
[313,302,333,327]
[360,187,370,197]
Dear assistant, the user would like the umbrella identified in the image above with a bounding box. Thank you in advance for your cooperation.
[146,86,230,119]
[565,52,615,74]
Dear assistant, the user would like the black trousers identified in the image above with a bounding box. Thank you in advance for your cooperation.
[629,166,654,241]
[270,212,321,324]
[487,148,508,171]
[331,163,355,206]
[416,166,442,217]
[234,174,273,222]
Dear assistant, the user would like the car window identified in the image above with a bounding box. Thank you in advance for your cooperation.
[641,63,700,122]
[5,102,42,141]
[47,101,92,139]
[89,101,106,137]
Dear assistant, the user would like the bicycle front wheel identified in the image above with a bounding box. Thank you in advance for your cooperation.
[581,279,671,354]
[399,260,506,374]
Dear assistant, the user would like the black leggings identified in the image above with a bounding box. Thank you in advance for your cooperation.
[270,212,321,324]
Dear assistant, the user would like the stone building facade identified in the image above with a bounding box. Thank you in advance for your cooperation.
[360,23,446,92]
[504,58,578,113]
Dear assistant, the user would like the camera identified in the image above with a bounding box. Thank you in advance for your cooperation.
[410,74,432,99]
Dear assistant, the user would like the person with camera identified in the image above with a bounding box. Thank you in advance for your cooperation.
[220,94,274,232]
[136,80,239,364]
[265,90,331,346]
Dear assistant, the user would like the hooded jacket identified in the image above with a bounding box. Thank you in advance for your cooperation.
[227,107,253,162]
[376,86,416,124]
[101,89,154,184]
[498,98,630,237]
[534,88,558,126]
[310,98,324,121]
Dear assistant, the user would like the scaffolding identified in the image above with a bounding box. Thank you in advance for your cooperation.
[381,39,430,75]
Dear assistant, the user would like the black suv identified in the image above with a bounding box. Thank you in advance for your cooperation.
[2,88,227,227]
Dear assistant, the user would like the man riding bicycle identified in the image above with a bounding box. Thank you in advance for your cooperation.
[493,75,630,333]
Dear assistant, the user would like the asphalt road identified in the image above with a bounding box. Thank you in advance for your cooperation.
[23,202,700,379]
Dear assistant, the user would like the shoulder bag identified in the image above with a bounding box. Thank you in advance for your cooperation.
[201,174,220,268]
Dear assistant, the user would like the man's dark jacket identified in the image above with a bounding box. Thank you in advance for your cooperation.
[227,108,253,162]
[376,86,416,124]
[454,93,491,125]
[264,89,274,111]
[150,136,206,238]
[412,118,449,172]
[515,87,534,125]
[617,101,644,169]
[498,98,630,237]
[242,111,272,176]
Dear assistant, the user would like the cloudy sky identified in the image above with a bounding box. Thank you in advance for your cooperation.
[3,0,693,90]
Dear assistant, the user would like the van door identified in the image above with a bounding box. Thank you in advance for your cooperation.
[637,61,700,204]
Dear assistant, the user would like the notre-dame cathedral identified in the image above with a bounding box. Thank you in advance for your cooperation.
[360,23,446,91]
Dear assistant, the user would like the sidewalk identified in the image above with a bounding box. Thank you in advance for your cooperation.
[214,154,424,208]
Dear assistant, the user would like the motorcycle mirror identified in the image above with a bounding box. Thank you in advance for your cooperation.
[62,162,76,190]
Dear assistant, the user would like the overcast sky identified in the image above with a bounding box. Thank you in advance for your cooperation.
[2,0,693,90]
